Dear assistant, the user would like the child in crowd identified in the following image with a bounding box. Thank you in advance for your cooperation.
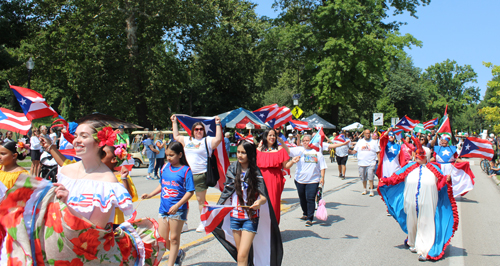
[218,141,267,266]
[0,141,29,198]
[141,142,194,266]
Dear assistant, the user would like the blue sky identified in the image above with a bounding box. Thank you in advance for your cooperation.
[251,0,499,99]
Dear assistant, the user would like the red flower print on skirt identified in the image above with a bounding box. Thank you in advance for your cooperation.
[70,229,101,261]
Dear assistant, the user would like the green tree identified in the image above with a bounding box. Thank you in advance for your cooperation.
[479,62,500,132]
[421,59,480,119]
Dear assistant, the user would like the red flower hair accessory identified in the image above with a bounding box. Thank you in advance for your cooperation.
[93,126,117,147]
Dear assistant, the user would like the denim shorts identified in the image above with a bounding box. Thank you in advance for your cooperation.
[158,209,188,221]
[230,217,259,233]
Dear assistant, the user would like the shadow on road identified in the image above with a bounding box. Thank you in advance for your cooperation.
[455,197,479,204]
[281,197,300,204]
[444,245,468,257]
[281,229,329,243]
[188,263,235,266]
[324,202,368,209]
[283,187,296,192]
[318,214,344,226]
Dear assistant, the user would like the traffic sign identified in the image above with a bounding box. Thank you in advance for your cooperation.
[373,113,384,126]
[292,106,303,119]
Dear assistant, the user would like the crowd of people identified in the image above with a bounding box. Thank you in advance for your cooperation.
[0,114,495,266]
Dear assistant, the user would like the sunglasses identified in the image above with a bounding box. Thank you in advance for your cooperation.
[194,128,204,132]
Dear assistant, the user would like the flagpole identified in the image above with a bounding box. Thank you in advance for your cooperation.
[7,80,11,86]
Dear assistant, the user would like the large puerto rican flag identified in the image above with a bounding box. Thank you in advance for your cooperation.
[459,137,494,160]
[395,115,419,131]
[253,104,279,123]
[289,120,311,131]
[176,115,229,192]
[10,85,58,120]
[0,108,32,135]
[272,106,292,129]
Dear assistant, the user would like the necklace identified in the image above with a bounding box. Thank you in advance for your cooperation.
[78,162,102,180]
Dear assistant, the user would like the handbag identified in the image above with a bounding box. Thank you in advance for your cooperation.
[315,187,327,221]
[204,138,220,187]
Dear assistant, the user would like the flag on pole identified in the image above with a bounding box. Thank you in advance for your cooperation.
[9,85,58,120]
[253,104,279,123]
[423,118,439,130]
[176,115,230,192]
[200,205,235,234]
[393,129,404,141]
[308,127,326,151]
[395,115,420,131]
[289,120,311,131]
[459,137,494,160]
[0,108,32,135]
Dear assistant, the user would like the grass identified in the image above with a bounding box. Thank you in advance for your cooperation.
[18,157,32,168]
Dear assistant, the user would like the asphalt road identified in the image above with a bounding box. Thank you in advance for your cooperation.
[129,157,500,266]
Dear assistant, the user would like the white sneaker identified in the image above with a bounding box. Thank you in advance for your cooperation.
[182,222,189,232]
[196,222,205,233]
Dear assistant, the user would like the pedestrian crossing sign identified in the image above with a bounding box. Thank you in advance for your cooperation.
[292,106,303,119]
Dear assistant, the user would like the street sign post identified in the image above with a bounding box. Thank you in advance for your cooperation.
[391,117,398,127]
[373,113,383,126]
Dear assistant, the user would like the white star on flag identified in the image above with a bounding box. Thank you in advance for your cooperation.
[203,123,213,134]
[441,149,450,156]
[20,98,26,105]
[401,120,405,124]
[389,146,396,154]
[260,114,265,118]
[465,144,470,150]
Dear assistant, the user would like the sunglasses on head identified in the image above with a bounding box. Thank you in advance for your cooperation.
[194,128,204,132]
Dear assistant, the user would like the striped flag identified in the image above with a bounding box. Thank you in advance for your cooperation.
[459,137,494,160]
[289,120,311,131]
[423,118,439,130]
[200,205,235,234]
[395,115,420,131]
[10,85,58,120]
[272,106,292,129]
[393,129,404,141]
[449,162,476,197]
[253,104,279,123]
[333,134,347,143]
[0,108,32,135]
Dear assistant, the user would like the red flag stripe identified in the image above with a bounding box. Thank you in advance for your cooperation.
[0,108,31,135]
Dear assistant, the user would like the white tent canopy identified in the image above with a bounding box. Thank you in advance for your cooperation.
[342,122,363,131]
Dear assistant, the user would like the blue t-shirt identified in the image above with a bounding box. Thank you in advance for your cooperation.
[156,139,165,159]
[143,138,156,159]
[224,137,230,153]
[159,163,195,214]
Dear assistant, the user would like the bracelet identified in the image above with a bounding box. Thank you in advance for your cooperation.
[216,123,221,126]
[121,177,128,180]
[46,143,55,151]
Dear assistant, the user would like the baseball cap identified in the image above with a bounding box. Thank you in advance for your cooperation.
[118,125,125,129]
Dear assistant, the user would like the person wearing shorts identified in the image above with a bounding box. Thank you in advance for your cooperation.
[349,129,380,196]
[334,134,351,179]
[30,128,42,176]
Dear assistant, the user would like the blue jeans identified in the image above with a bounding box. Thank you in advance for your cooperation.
[295,181,319,222]
[159,209,188,221]
[148,157,155,174]
[230,217,259,233]
[489,169,500,175]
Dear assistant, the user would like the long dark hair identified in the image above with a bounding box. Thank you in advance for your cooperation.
[262,129,278,151]
[168,141,190,167]
[235,141,259,220]
[3,141,27,161]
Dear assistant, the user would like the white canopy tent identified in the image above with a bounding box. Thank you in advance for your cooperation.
[342,122,363,131]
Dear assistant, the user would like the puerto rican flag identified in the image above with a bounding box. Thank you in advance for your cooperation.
[395,115,419,131]
[333,134,347,143]
[59,148,81,162]
[162,187,179,199]
[449,162,476,197]
[0,108,32,135]
[200,205,235,234]
[308,127,326,152]
[289,120,311,131]
[459,137,494,160]
[393,129,404,141]
[176,114,229,192]
[253,104,279,123]
[10,85,58,120]
[272,106,292,129]
[423,117,439,130]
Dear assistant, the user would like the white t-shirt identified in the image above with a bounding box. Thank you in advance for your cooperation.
[289,147,327,184]
[335,139,351,157]
[50,133,57,143]
[30,136,41,150]
[353,138,380,166]
[183,136,214,174]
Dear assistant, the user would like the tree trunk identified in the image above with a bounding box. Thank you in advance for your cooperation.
[125,4,151,128]
[331,104,339,130]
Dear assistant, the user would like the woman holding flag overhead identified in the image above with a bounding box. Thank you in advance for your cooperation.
[171,114,223,233]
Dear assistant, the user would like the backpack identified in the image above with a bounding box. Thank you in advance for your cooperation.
[204,138,220,187]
